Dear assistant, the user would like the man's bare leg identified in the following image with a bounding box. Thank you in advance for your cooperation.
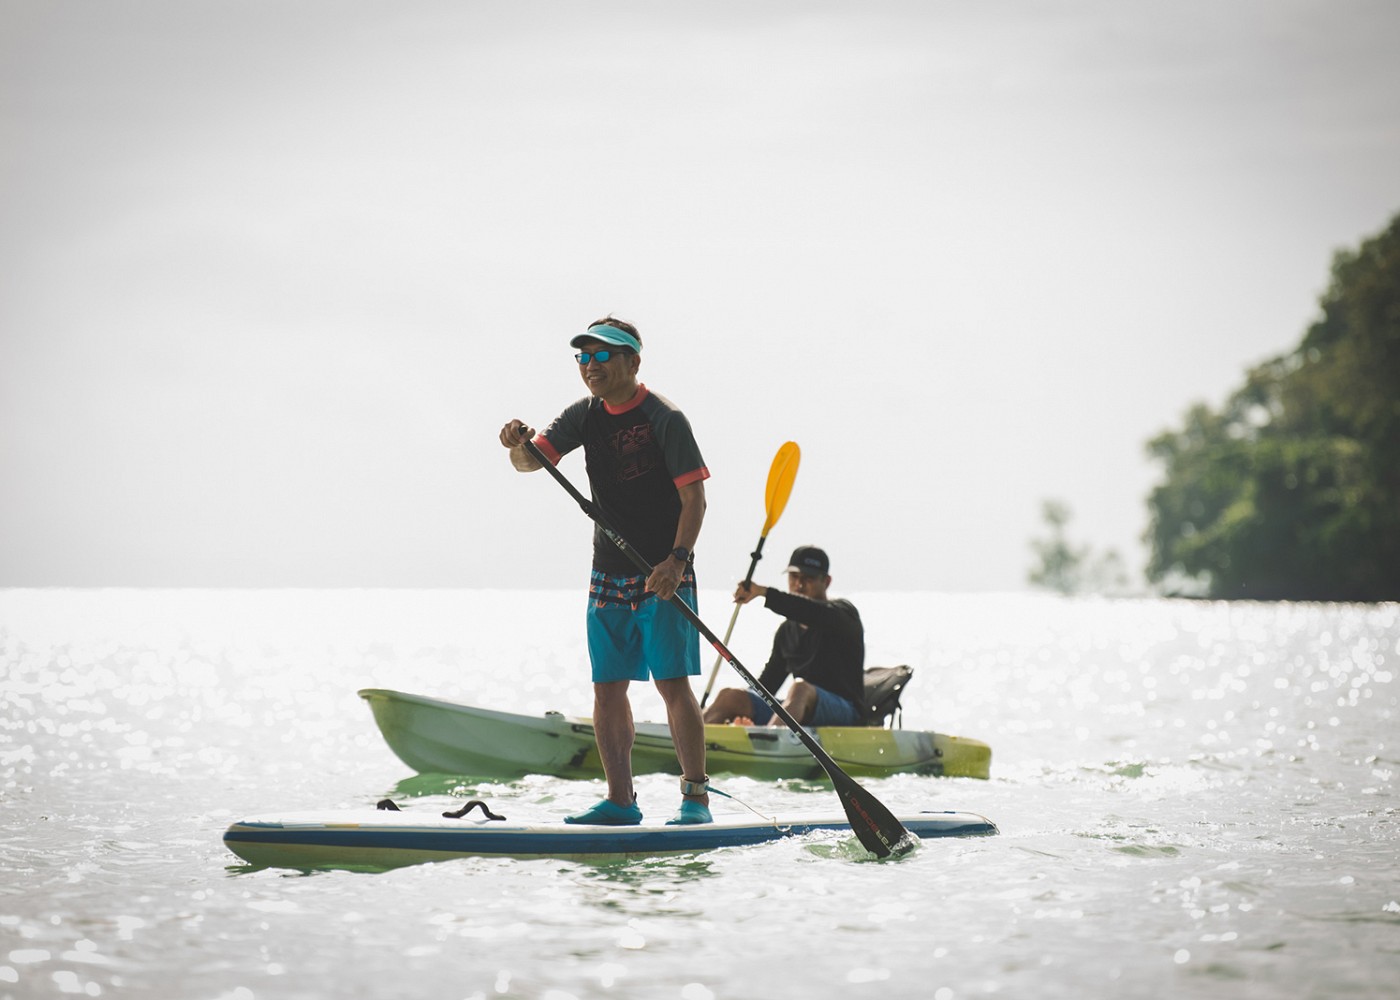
[654,676,710,806]
[592,680,635,806]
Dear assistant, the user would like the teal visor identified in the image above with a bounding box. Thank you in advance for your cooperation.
[570,324,642,353]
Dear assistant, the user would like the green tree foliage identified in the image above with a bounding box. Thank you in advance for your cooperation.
[1145,214,1400,600]
[1028,499,1129,596]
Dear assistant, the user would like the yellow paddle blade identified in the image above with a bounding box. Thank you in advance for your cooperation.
[761,441,801,535]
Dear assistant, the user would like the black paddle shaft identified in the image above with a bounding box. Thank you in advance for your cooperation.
[742,536,767,585]
[518,433,912,858]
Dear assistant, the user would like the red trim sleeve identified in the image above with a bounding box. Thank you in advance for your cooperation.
[674,466,710,488]
[532,434,562,466]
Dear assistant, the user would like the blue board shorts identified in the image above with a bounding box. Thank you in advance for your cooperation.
[586,569,701,684]
[747,685,861,727]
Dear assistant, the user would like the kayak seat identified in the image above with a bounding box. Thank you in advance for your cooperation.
[862,665,914,728]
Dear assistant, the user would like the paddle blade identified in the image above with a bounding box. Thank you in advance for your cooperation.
[761,441,801,535]
[831,770,916,858]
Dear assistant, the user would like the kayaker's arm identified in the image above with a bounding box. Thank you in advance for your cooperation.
[734,581,767,605]
[762,589,858,633]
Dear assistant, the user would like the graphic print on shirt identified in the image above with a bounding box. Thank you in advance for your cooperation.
[611,423,656,481]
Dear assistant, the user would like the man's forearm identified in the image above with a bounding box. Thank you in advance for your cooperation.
[673,480,706,554]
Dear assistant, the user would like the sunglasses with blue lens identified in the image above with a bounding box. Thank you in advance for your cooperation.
[575,349,631,365]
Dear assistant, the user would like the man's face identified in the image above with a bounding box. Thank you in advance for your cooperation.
[787,571,830,601]
[575,338,638,400]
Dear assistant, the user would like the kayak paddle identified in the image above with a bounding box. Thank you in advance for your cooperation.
[519,433,913,858]
[699,441,800,708]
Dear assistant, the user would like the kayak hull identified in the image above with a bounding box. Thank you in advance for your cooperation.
[358,688,992,781]
[224,808,999,869]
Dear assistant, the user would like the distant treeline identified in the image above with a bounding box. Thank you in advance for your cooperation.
[1144,212,1400,601]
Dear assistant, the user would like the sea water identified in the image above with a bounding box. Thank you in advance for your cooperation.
[1,589,1396,1000]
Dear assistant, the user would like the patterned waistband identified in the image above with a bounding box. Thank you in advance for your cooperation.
[590,567,697,609]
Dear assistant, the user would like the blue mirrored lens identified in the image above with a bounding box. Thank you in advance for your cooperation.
[575,351,614,364]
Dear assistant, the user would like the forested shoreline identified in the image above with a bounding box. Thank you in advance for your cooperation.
[1144,214,1399,601]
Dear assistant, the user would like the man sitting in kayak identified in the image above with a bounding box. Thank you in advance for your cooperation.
[702,546,865,727]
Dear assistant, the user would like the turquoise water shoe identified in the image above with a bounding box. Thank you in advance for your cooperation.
[563,799,643,826]
[665,800,712,825]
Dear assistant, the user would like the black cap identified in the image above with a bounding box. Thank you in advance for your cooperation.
[786,545,830,577]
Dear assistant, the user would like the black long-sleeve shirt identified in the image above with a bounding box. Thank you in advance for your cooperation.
[756,589,865,710]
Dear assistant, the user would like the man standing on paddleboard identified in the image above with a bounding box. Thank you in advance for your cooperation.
[498,317,712,826]
[702,546,865,728]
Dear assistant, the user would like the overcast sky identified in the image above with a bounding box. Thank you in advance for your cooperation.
[2,0,1397,592]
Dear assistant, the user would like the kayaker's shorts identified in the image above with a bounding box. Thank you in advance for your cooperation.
[747,685,861,727]
[586,569,700,684]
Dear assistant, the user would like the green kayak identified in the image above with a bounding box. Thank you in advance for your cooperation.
[358,688,992,781]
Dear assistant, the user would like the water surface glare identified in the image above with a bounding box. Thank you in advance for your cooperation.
[1,590,1396,999]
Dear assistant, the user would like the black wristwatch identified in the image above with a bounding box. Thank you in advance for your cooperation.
[670,546,692,564]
